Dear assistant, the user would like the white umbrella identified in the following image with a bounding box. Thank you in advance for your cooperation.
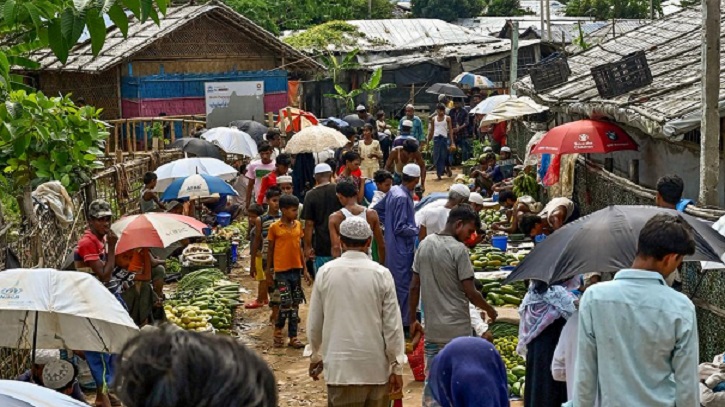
[479,97,549,125]
[0,269,138,354]
[285,125,349,154]
[201,127,258,157]
[469,95,514,115]
[154,157,238,192]
[0,380,88,407]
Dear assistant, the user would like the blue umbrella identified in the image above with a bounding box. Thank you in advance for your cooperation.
[320,117,349,128]
[452,72,495,89]
[161,173,238,202]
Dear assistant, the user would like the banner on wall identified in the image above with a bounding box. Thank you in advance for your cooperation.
[205,81,264,128]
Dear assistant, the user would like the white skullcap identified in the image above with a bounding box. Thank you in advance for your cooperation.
[34,349,60,365]
[356,105,366,111]
[483,146,493,153]
[402,119,413,127]
[469,192,485,205]
[405,104,415,109]
[277,175,293,184]
[449,183,471,198]
[438,94,446,101]
[42,360,74,390]
[402,163,421,177]
[340,217,373,240]
[314,163,332,174]
[501,146,512,153]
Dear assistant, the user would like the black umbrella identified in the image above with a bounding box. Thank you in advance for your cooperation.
[426,83,467,98]
[228,120,268,144]
[503,205,725,285]
[167,138,222,159]
[342,114,366,128]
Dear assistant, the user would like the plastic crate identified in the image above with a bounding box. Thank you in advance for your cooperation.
[213,250,231,274]
[530,53,571,92]
[591,51,652,98]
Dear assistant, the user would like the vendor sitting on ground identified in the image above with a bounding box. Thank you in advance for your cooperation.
[470,153,502,196]
[492,191,539,234]
[201,192,243,222]
[518,197,577,238]
[42,360,84,400]
[17,350,86,402]
[116,247,167,326]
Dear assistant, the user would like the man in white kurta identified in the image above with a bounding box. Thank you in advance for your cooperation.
[307,217,406,407]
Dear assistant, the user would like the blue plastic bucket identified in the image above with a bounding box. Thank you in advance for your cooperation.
[491,235,508,252]
[216,212,232,227]
[364,179,376,203]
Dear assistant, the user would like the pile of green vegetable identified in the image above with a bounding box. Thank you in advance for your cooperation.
[470,246,524,270]
[216,219,249,240]
[493,334,526,397]
[166,258,181,274]
[512,172,538,200]
[478,278,527,307]
[480,208,505,228]
[165,269,240,334]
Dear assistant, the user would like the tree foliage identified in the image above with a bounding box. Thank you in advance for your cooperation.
[486,0,523,16]
[565,0,661,19]
[325,67,395,113]
[223,0,395,35]
[412,0,485,21]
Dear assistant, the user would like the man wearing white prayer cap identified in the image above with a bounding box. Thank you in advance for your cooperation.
[43,359,80,398]
[16,350,86,402]
[415,183,471,241]
[307,216,406,406]
[373,162,420,330]
[303,162,343,277]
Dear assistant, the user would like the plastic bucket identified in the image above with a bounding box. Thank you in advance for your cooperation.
[491,235,508,252]
[216,212,232,227]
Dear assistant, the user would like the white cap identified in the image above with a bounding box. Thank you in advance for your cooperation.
[438,94,446,102]
[314,163,332,174]
[356,105,366,111]
[402,163,421,177]
[42,359,75,390]
[340,217,373,240]
[33,349,60,365]
[277,175,293,184]
[402,119,413,127]
[405,104,415,109]
[449,183,471,198]
[483,146,493,153]
[501,146,511,153]
[469,192,485,205]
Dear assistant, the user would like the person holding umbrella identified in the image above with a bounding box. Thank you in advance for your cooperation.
[428,103,454,180]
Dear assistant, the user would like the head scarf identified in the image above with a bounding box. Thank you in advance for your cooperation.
[517,276,579,355]
[429,337,510,407]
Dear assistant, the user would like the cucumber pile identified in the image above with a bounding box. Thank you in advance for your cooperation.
[470,246,525,270]
[479,279,526,307]
[480,209,505,227]
[492,334,526,397]
[165,269,240,335]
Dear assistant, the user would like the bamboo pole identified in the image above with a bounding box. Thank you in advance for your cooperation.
[700,0,720,205]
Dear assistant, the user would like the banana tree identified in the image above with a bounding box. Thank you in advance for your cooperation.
[319,49,360,82]
[360,67,396,111]
[324,84,363,114]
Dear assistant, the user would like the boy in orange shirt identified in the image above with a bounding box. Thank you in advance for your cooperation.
[267,194,310,348]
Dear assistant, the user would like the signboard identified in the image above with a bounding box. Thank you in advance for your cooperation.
[204,81,264,128]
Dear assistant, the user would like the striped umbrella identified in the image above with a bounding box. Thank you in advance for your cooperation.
[111,213,208,254]
[160,173,238,202]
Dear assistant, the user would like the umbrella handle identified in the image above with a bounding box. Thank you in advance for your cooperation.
[31,310,38,365]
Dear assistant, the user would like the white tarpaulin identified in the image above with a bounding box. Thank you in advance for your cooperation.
[0,380,88,407]
[32,182,74,227]
[479,97,549,125]
[0,269,138,353]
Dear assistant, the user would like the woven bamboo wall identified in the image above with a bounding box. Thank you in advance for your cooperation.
[37,68,120,119]
[124,15,277,77]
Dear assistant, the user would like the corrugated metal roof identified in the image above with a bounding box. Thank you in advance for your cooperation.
[515,5,717,140]
[27,2,322,73]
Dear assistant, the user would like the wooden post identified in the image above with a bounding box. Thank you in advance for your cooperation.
[127,121,133,153]
[143,122,148,152]
[629,159,639,184]
[540,0,544,37]
[545,0,551,42]
[510,21,519,96]
[170,119,176,143]
[267,112,275,129]
[700,0,720,205]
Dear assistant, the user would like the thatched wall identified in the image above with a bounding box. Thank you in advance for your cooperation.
[37,68,120,119]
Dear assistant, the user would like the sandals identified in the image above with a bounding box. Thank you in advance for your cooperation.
[245,300,265,309]
[273,330,285,348]
[288,337,305,349]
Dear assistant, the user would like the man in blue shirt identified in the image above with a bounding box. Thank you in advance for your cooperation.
[398,104,424,145]
[567,214,699,407]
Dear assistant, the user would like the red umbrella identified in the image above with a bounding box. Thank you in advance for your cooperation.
[531,120,638,155]
[111,213,208,254]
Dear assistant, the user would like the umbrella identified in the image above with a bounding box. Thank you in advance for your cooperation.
[228,120,268,144]
[0,380,88,407]
[426,83,467,98]
[161,173,238,202]
[167,138,222,159]
[201,127,258,157]
[154,157,238,192]
[469,95,514,115]
[531,119,638,155]
[479,97,549,125]
[0,269,138,353]
[452,72,495,89]
[278,107,319,133]
[321,117,350,128]
[503,205,725,285]
[111,213,208,254]
[285,125,349,154]
[342,114,366,128]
